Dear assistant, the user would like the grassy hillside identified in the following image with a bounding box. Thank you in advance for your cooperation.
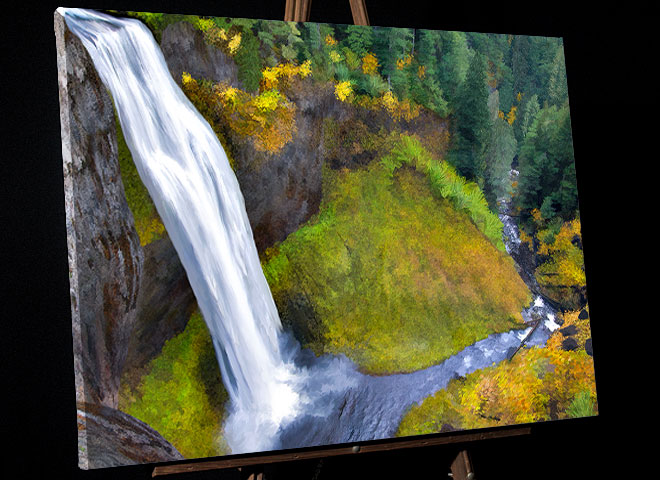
[263,145,530,375]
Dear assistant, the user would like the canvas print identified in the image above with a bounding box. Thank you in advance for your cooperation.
[55,7,598,469]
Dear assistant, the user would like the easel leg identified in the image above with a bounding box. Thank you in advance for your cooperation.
[238,467,264,480]
[450,450,475,480]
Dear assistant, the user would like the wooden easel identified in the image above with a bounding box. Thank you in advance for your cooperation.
[284,0,370,25]
[149,2,532,478]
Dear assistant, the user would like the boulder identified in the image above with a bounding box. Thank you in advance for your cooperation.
[585,338,593,356]
[77,402,184,469]
[559,325,578,337]
[561,337,579,351]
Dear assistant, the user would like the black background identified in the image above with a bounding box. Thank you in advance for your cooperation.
[3,1,646,479]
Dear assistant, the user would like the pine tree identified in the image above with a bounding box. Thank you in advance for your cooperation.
[228,23,262,93]
[511,35,532,103]
[450,51,491,181]
[435,31,470,109]
[514,105,577,221]
[483,90,517,205]
[344,24,374,58]
[548,45,569,107]
[416,29,441,78]
[373,26,414,92]
[519,93,540,140]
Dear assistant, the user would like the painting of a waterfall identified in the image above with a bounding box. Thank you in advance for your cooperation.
[55,7,598,469]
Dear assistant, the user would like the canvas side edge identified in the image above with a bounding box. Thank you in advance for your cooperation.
[54,9,90,470]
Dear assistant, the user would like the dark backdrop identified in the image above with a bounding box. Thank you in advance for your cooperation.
[4,1,643,479]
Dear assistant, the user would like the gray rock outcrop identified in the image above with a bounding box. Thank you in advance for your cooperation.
[123,235,197,383]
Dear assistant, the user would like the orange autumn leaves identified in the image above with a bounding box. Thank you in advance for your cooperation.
[397,339,597,436]
[459,346,596,427]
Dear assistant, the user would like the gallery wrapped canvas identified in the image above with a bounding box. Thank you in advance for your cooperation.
[55,7,597,469]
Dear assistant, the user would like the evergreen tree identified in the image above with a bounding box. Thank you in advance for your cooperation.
[519,93,540,140]
[256,20,303,66]
[547,45,569,107]
[416,29,441,78]
[511,35,532,102]
[344,24,374,57]
[373,27,414,93]
[514,105,577,221]
[435,31,470,110]
[301,22,321,54]
[450,51,491,181]
[483,90,517,205]
[233,27,262,93]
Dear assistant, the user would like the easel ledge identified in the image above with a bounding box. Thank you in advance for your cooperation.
[152,426,531,476]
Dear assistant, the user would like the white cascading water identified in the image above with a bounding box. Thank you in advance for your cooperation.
[60,7,306,453]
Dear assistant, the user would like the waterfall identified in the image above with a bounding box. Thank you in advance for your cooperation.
[59,7,304,453]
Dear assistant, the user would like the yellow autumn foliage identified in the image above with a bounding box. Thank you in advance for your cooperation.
[201,24,242,57]
[135,217,166,247]
[380,90,420,122]
[227,32,242,55]
[253,89,284,113]
[195,18,215,32]
[182,73,296,154]
[506,105,518,125]
[396,54,413,70]
[261,60,312,90]
[397,345,597,436]
[361,52,379,75]
[334,81,354,102]
[536,218,586,287]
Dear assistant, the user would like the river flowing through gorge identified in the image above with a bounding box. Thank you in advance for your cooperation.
[61,7,560,456]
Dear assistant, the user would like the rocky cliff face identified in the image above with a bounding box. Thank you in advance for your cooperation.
[123,235,197,385]
[55,12,143,409]
[230,79,335,251]
[161,21,242,89]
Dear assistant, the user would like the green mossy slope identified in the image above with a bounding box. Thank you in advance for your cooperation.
[263,154,530,375]
[119,311,229,459]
